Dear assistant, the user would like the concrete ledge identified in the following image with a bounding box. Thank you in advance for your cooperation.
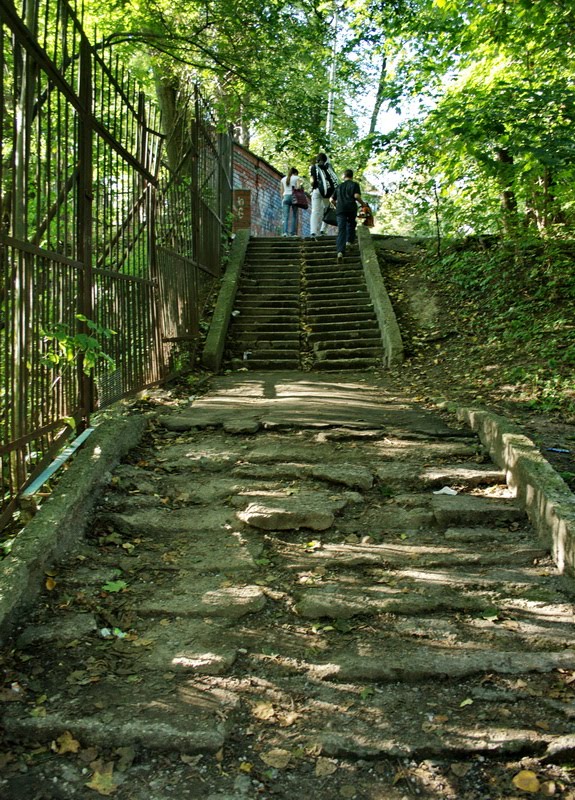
[202,229,251,372]
[358,226,404,367]
[443,402,575,577]
[0,410,147,642]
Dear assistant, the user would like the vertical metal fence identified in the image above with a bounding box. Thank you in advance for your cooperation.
[0,0,233,531]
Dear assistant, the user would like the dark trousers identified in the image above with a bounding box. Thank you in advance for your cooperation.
[336,211,357,254]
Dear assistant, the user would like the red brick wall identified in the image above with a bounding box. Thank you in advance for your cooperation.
[233,143,310,237]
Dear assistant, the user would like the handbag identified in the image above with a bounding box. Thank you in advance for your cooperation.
[322,206,337,227]
[291,187,309,209]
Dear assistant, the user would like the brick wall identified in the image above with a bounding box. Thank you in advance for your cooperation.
[233,143,310,237]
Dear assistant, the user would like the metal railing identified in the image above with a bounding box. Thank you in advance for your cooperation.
[0,0,233,530]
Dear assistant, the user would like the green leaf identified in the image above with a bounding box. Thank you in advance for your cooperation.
[101,580,128,593]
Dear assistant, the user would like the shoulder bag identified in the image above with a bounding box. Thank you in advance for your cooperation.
[292,187,309,209]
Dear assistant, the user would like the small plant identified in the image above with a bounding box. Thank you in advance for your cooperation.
[40,314,116,376]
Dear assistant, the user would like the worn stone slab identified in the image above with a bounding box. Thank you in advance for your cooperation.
[158,476,273,506]
[138,581,267,618]
[307,648,575,682]
[295,585,486,619]
[279,540,547,570]
[132,619,238,675]
[16,613,98,648]
[2,679,237,754]
[237,498,339,531]
[444,526,520,542]
[390,613,575,649]
[223,418,261,434]
[153,442,242,472]
[421,464,506,487]
[231,462,373,491]
[374,439,482,463]
[364,506,436,531]
[102,507,236,537]
[310,465,373,490]
[432,494,524,526]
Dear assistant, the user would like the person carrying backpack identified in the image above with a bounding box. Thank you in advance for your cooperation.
[330,168,366,261]
[309,152,338,237]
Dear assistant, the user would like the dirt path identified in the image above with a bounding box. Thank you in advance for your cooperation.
[2,372,575,799]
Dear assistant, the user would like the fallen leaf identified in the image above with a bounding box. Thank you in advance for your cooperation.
[85,762,118,796]
[239,762,253,773]
[535,720,551,730]
[278,711,300,727]
[252,701,275,721]
[315,757,337,777]
[260,748,291,769]
[459,698,474,708]
[52,730,81,754]
[512,769,540,793]
[45,577,57,591]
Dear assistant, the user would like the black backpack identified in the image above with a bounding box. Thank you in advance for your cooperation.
[316,162,339,198]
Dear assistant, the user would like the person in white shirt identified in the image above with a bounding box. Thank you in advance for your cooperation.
[280,167,301,236]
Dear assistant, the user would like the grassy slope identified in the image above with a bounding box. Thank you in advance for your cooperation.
[375,237,575,491]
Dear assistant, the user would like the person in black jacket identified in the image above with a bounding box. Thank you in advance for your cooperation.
[309,152,338,237]
[330,169,365,261]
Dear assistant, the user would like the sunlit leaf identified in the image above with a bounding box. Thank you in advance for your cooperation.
[260,748,291,769]
[512,770,540,793]
[85,761,119,796]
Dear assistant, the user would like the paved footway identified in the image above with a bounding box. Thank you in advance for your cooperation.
[2,372,575,799]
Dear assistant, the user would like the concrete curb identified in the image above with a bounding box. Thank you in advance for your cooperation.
[358,226,404,367]
[202,229,251,372]
[440,401,575,577]
[0,409,147,642]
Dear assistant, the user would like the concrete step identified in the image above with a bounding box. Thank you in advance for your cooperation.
[309,333,382,346]
[4,373,572,794]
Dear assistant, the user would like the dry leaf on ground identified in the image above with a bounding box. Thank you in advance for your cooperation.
[260,748,291,769]
[512,769,540,793]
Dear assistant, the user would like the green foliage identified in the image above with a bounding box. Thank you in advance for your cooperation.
[424,235,575,418]
[41,314,116,375]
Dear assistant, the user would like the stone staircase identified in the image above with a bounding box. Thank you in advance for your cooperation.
[227,236,384,371]
[227,238,302,369]
[303,237,383,370]
[2,374,574,798]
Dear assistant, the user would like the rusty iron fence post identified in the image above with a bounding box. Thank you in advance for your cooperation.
[77,33,94,429]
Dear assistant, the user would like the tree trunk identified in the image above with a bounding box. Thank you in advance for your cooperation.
[153,71,190,171]
[356,54,387,176]
[495,147,517,234]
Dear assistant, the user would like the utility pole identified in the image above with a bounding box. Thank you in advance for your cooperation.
[325,4,338,144]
